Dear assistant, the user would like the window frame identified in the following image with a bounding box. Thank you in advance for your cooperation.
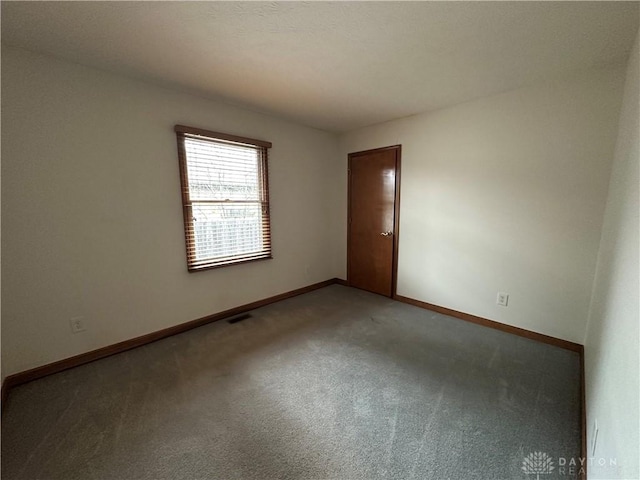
[174,124,273,272]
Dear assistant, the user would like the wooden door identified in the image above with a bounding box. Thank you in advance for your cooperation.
[348,146,401,297]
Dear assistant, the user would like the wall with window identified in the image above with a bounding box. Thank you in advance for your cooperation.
[1,46,344,379]
[339,64,625,343]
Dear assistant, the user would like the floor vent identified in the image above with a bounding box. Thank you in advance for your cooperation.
[228,313,252,324]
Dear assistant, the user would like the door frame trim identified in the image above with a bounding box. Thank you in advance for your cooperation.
[347,145,402,297]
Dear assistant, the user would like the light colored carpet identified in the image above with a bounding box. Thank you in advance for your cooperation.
[1,285,581,479]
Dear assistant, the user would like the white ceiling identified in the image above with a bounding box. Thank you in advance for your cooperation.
[2,1,639,132]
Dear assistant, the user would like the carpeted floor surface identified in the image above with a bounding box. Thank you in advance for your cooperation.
[1,285,581,479]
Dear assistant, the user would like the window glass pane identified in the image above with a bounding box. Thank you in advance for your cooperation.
[184,137,260,202]
[191,203,264,261]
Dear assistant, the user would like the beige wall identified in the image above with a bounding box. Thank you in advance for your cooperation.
[339,65,625,343]
[584,32,639,480]
[1,46,343,379]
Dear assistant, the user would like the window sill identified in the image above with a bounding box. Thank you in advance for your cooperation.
[187,255,273,272]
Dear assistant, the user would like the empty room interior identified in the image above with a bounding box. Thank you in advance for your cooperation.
[1,2,639,480]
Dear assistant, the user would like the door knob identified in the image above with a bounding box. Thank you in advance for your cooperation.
[380,231,393,236]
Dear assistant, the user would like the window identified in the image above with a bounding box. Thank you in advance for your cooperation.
[175,125,272,271]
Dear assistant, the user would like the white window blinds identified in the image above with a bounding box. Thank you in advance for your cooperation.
[175,125,272,271]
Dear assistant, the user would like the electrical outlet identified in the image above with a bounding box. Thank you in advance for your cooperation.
[592,419,599,455]
[496,292,509,307]
[70,316,86,334]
